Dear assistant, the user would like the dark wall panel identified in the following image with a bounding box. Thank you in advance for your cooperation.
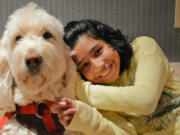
[0,0,179,61]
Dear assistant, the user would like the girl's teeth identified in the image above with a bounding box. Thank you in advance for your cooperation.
[99,62,112,78]
[101,68,110,77]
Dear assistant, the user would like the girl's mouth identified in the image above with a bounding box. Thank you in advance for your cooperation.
[98,62,113,79]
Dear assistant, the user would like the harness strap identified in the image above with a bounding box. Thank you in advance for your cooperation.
[0,112,15,130]
[19,104,38,114]
[42,113,56,132]
[19,101,54,115]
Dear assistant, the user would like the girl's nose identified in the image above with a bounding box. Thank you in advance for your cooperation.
[91,58,104,73]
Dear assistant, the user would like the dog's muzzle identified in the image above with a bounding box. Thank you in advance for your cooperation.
[25,54,42,75]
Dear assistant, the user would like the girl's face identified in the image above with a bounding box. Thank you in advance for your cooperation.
[73,35,120,84]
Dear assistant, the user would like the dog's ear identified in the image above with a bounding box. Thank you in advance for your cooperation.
[0,33,16,112]
[61,42,76,99]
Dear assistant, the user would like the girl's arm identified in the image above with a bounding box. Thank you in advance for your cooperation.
[75,36,169,115]
[52,99,137,135]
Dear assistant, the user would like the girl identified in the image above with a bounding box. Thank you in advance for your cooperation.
[51,20,180,135]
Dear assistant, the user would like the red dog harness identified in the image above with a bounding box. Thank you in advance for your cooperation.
[0,101,65,135]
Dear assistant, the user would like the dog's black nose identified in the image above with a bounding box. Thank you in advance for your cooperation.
[25,54,42,74]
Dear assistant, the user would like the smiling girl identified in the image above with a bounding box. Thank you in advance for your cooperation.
[51,20,180,135]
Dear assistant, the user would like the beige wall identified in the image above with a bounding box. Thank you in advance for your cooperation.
[171,62,180,76]
[175,0,180,28]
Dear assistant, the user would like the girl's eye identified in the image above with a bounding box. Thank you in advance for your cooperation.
[15,35,22,41]
[43,32,53,39]
[94,48,102,57]
[81,62,89,71]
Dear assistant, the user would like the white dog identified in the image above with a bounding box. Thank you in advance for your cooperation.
[0,3,82,135]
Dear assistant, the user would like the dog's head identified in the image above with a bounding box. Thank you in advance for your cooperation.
[3,3,72,92]
[0,3,76,111]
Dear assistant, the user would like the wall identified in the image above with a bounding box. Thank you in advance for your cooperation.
[0,0,179,61]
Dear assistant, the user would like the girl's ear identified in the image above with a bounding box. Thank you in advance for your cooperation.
[0,33,16,112]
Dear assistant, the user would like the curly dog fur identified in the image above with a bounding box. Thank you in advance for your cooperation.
[0,3,81,135]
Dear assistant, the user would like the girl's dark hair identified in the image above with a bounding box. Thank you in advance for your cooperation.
[64,19,132,74]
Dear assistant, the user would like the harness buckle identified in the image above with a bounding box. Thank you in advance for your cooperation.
[36,103,51,118]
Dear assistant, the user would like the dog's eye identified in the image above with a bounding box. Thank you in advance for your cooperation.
[15,36,22,41]
[43,32,53,39]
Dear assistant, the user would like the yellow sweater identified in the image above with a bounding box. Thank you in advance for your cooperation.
[66,36,180,135]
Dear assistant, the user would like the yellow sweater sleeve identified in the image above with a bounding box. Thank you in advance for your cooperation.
[75,36,169,115]
[66,101,137,135]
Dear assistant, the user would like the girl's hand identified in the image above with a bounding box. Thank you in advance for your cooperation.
[50,97,77,127]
